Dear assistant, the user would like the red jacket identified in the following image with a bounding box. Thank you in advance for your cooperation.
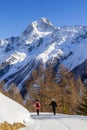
[34,101,40,110]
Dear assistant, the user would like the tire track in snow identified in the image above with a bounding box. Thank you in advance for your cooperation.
[57,118,87,130]
[20,113,87,130]
[57,119,71,130]
[27,115,71,130]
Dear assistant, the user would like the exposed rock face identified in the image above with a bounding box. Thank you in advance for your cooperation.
[0,18,87,93]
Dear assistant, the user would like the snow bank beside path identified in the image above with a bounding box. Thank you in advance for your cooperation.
[0,93,30,124]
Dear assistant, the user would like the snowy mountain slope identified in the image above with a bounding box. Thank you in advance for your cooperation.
[20,113,87,130]
[0,92,30,124]
[0,18,87,91]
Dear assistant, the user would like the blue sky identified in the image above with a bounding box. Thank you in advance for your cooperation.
[0,0,87,39]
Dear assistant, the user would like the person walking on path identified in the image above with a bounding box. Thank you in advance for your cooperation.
[49,99,57,115]
[34,99,40,115]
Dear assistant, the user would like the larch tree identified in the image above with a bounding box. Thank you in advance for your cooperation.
[76,89,87,115]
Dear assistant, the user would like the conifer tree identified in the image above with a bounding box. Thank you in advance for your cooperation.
[77,89,87,115]
[26,64,84,114]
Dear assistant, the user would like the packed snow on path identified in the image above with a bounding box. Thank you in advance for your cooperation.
[20,112,87,130]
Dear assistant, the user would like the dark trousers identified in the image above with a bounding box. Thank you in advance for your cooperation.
[53,107,56,115]
[36,109,39,115]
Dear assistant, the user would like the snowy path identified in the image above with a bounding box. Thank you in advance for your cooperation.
[20,113,87,130]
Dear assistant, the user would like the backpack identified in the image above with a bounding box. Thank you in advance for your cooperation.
[36,102,39,108]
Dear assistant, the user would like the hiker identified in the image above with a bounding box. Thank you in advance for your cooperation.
[49,99,57,115]
[34,99,40,115]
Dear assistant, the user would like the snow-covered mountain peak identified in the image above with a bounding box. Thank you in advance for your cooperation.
[37,17,54,27]
[22,18,56,37]
[34,17,56,33]
[1,17,87,91]
[60,25,87,36]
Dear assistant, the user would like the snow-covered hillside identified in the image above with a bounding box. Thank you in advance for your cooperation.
[0,17,87,90]
[0,93,87,130]
[0,92,30,124]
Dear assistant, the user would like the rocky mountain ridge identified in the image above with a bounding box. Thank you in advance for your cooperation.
[0,18,87,92]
